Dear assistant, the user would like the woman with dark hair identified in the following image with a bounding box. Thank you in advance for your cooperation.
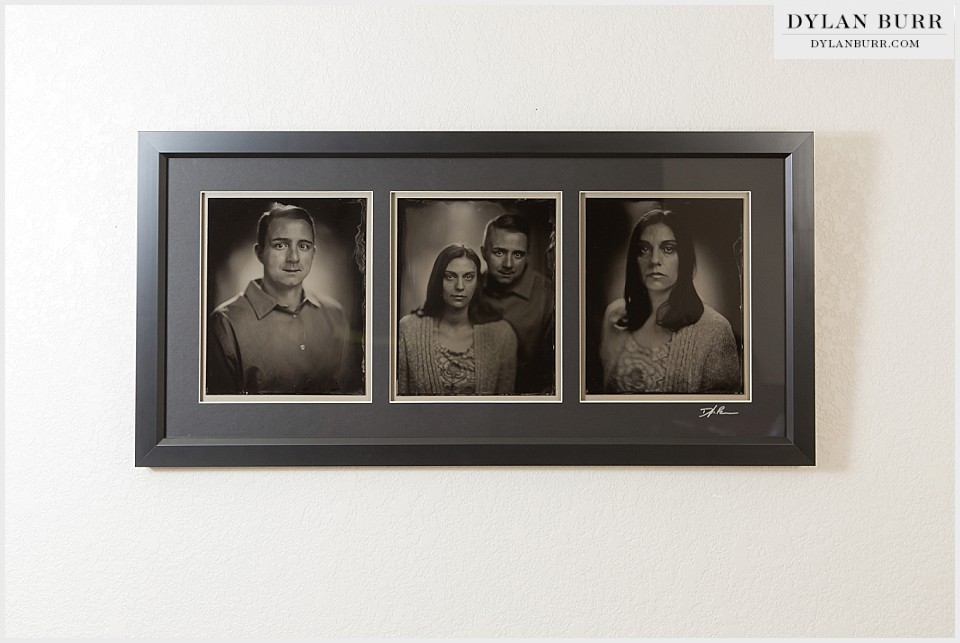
[600,209,741,394]
[398,244,517,395]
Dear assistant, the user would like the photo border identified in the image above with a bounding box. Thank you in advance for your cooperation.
[136,131,814,467]
[199,190,374,404]
[579,191,752,403]
[389,191,562,403]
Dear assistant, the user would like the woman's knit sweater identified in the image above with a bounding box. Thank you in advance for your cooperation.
[397,314,518,395]
[600,300,742,394]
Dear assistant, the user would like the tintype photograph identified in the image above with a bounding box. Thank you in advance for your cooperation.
[201,192,371,401]
[391,193,560,401]
[581,192,750,402]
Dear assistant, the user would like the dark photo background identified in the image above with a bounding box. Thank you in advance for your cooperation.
[583,197,745,394]
[395,198,556,317]
[204,195,368,390]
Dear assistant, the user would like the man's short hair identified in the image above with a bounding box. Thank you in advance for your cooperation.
[256,203,315,249]
[482,210,531,250]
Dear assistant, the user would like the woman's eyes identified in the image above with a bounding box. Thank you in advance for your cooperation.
[444,273,475,281]
[638,243,677,255]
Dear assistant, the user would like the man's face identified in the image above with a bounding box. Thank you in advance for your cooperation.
[482,227,528,287]
[256,217,315,290]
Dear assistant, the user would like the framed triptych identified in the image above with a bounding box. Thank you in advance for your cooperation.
[136,131,814,466]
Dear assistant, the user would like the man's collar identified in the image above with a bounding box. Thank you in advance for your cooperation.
[483,266,534,300]
[302,290,324,308]
[245,279,320,319]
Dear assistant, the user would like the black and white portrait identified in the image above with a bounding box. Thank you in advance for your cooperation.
[581,193,750,401]
[201,192,371,401]
[392,193,560,400]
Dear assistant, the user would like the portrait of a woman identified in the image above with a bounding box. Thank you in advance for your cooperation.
[599,209,742,394]
[397,244,518,396]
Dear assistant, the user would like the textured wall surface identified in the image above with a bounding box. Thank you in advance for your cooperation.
[4,5,954,637]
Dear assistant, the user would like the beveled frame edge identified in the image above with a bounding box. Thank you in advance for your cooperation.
[786,133,815,465]
[135,131,814,467]
[136,133,166,466]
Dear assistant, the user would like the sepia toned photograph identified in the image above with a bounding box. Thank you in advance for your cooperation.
[201,192,371,402]
[391,193,560,401]
[581,192,750,402]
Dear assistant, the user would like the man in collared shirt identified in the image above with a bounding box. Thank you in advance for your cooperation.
[206,203,353,395]
[480,212,556,395]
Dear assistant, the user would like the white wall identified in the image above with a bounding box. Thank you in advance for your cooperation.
[5,5,953,637]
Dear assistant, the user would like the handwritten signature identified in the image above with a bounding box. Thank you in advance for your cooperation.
[699,405,740,418]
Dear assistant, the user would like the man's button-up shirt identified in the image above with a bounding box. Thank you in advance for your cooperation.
[481,267,555,394]
[206,279,354,395]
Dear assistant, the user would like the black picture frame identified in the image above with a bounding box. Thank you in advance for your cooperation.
[136,131,814,467]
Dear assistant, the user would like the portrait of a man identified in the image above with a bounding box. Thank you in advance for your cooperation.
[479,212,556,395]
[202,194,370,400]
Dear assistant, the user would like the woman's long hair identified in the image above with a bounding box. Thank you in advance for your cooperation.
[420,244,499,324]
[624,209,704,332]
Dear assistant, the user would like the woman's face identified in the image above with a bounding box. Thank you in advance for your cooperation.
[441,256,478,310]
[636,222,679,294]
